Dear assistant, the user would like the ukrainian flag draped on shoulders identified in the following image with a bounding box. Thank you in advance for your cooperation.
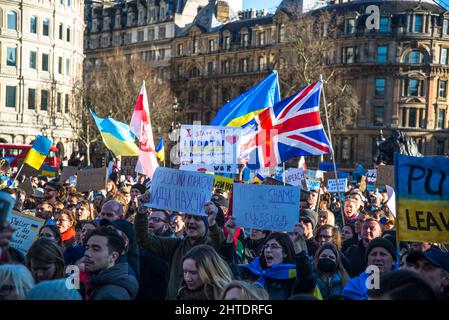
[211,70,281,127]
[90,109,139,156]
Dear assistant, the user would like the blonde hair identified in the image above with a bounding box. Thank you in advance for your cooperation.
[77,200,97,220]
[182,245,233,299]
[0,264,35,300]
[220,280,269,300]
[318,210,335,226]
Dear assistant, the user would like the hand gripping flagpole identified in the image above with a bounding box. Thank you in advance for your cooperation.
[320,75,345,228]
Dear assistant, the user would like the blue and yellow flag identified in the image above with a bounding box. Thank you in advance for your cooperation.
[90,109,139,156]
[253,173,266,184]
[211,70,280,127]
[24,135,52,170]
[41,165,58,177]
[155,138,165,162]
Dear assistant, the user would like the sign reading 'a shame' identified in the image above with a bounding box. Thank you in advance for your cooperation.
[147,168,214,216]
[232,184,300,232]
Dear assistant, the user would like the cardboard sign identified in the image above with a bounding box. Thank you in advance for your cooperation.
[76,167,107,192]
[306,178,321,191]
[179,125,241,174]
[360,176,367,192]
[375,165,394,191]
[121,156,138,176]
[263,177,285,186]
[213,175,234,193]
[366,169,377,191]
[7,211,45,256]
[147,167,215,216]
[284,168,305,187]
[327,178,348,193]
[395,154,449,244]
[60,166,78,182]
[233,184,300,232]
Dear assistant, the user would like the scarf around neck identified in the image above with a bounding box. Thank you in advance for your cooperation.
[239,256,296,286]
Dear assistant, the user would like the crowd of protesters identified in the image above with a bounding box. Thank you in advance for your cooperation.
[0,158,448,301]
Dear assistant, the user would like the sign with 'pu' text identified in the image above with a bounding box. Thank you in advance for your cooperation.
[232,184,300,232]
[395,153,449,244]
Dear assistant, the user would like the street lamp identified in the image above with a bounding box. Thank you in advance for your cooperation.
[172,98,178,130]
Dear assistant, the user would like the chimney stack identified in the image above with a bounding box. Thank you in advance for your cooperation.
[216,1,230,23]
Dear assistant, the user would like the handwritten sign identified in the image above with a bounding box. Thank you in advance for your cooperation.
[147,168,214,216]
[233,184,300,232]
[76,167,107,192]
[395,154,449,244]
[121,156,138,176]
[284,169,305,186]
[7,211,45,256]
[375,165,394,191]
[60,166,78,182]
[366,169,377,191]
[306,178,321,191]
[327,178,348,193]
[179,125,241,173]
[213,175,234,193]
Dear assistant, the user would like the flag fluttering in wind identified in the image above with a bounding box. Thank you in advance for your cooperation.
[211,70,280,127]
[130,81,159,178]
[155,138,165,163]
[298,156,307,170]
[90,109,139,156]
[24,135,52,170]
[239,81,331,169]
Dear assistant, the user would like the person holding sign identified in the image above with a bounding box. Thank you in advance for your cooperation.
[134,191,225,300]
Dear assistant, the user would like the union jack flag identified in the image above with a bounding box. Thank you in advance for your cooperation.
[239,81,331,169]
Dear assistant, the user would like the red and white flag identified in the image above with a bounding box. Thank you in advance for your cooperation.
[298,156,307,170]
[130,81,159,178]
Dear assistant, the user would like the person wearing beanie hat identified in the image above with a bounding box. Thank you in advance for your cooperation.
[134,197,225,299]
[131,183,146,196]
[111,219,140,279]
[343,237,396,300]
[299,209,319,257]
[26,279,82,300]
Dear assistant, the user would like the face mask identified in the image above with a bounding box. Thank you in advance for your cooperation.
[318,258,337,273]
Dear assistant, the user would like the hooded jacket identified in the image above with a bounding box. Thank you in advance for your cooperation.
[134,211,225,300]
[88,262,138,300]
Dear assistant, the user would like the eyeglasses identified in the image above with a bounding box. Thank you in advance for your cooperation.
[263,243,283,251]
[149,217,167,223]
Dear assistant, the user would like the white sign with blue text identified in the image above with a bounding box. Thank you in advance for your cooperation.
[232,184,300,232]
[327,178,348,193]
[147,167,214,216]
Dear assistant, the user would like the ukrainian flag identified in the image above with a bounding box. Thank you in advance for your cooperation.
[211,70,280,127]
[155,138,165,162]
[253,173,266,184]
[41,165,58,177]
[24,135,52,170]
[90,109,139,156]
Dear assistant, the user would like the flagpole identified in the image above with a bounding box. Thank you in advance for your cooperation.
[282,162,286,185]
[320,75,345,227]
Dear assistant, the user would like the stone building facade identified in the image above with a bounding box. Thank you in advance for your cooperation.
[0,0,84,158]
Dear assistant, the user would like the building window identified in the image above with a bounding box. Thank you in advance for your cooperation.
[7,11,17,30]
[30,16,37,34]
[404,50,425,64]
[375,78,385,96]
[66,27,71,42]
[67,0,71,6]
[43,19,50,36]
[188,90,199,104]
[340,137,352,162]
[239,58,249,73]
[343,47,357,63]
[190,68,200,77]
[439,80,447,98]
[222,60,230,74]
[29,51,37,69]
[41,90,48,111]
[279,24,285,42]
[258,32,265,46]
[66,58,70,75]
[373,106,384,126]
[158,26,166,39]
[242,34,249,48]
[346,18,355,34]
[207,62,214,75]
[158,49,165,60]
[42,53,49,71]
[444,19,449,35]
[138,30,144,42]
[59,23,63,40]
[409,108,417,127]
[209,40,215,52]
[58,57,63,74]
[148,29,155,41]
[57,93,62,112]
[5,86,16,108]
[222,87,229,104]
[258,56,265,71]
[7,48,16,67]
[177,65,183,77]
[436,140,445,155]
[224,36,230,50]
[414,15,423,33]
[65,94,69,113]
[28,88,36,110]
[441,48,448,65]
[192,37,198,54]
[379,17,389,32]
[437,109,446,128]
[377,45,388,63]
[177,43,183,56]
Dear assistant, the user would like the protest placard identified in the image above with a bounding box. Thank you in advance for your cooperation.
[121,156,138,176]
[360,176,367,192]
[60,166,78,182]
[233,184,300,232]
[306,178,321,191]
[375,165,394,191]
[263,177,285,186]
[7,211,44,256]
[147,168,214,215]
[284,168,305,187]
[213,175,234,193]
[327,178,348,193]
[366,169,377,191]
[179,125,241,174]
[395,154,449,244]
[76,167,107,192]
